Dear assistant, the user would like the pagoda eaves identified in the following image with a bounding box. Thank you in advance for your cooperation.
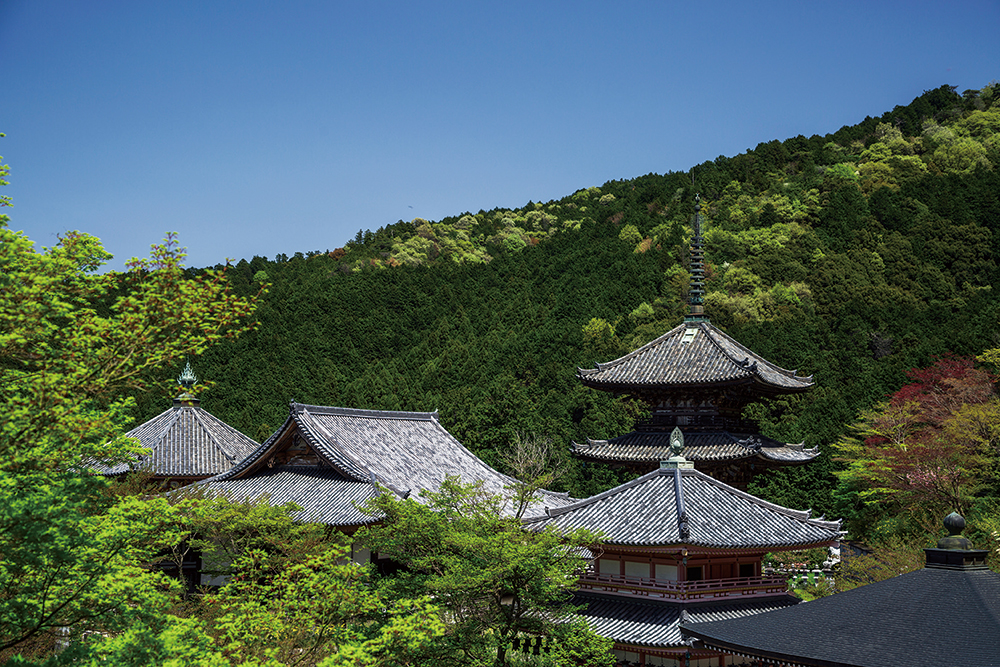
[577,320,813,397]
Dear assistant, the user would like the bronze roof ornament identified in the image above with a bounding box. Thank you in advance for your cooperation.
[660,427,695,470]
[178,360,198,393]
[174,359,200,407]
[937,511,973,550]
[670,426,685,458]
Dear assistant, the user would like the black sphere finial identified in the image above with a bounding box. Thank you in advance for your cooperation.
[937,512,971,550]
[943,512,966,536]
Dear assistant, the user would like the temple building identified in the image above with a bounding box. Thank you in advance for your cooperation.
[528,429,843,666]
[196,401,575,535]
[573,199,818,488]
[93,363,259,486]
[681,513,1000,667]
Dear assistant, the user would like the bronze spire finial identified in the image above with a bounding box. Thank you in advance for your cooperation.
[178,360,198,392]
[685,195,708,323]
[173,360,202,407]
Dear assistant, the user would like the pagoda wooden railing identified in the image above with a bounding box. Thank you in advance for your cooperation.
[576,572,789,601]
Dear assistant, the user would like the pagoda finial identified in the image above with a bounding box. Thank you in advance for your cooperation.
[660,427,694,469]
[685,195,709,323]
[173,360,201,407]
[178,360,197,392]
[670,427,685,457]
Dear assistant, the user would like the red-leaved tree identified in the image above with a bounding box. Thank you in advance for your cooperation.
[835,356,999,521]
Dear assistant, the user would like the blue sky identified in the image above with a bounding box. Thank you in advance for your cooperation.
[2,1,997,270]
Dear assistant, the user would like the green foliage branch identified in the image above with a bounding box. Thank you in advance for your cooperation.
[356,477,613,667]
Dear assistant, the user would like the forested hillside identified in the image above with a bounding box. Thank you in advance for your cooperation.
[134,83,1000,527]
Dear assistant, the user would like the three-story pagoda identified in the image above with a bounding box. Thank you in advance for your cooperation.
[573,199,818,488]
[528,429,842,665]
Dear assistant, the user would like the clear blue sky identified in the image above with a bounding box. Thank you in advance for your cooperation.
[2,1,997,270]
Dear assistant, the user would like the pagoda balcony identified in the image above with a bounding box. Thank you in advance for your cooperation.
[576,572,789,602]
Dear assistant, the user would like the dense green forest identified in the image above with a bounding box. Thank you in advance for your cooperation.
[135,83,1000,533]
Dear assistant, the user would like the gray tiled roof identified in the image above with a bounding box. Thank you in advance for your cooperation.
[94,401,259,478]
[573,431,819,464]
[525,467,841,549]
[578,321,813,392]
[575,593,799,648]
[681,565,1000,667]
[207,403,575,520]
[196,465,382,526]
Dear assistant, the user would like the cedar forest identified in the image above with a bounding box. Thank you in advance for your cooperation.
[141,83,1000,545]
[4,83,1000,665]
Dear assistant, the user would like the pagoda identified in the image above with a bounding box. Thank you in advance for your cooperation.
[527,429,842,665]
[573,198,818,488]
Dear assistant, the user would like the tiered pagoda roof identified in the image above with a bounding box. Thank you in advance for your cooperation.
[526,465,841,550]
[573,198,819,478]
[527,436,841,662]
[574,428,817,466]
[197,403,574,526]
[577,319,814,395]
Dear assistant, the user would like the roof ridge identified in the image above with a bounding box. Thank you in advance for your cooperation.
[189,407,236,462]
[683,468,842,530]
[424,415,522,486]
[296,407,372,481]
[702,324,812,382]
[193,408,259,445]
[524,467,667,522]
[697,323,760,380]
[149,408,184,458]
[577,322,687,376]
[291,403,439,421]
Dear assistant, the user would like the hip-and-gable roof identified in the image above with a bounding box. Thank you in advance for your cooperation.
[200,403,574,522]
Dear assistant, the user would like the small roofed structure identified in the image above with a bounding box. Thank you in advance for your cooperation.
[196,402,575,531]
[574,198,818,488]
[92,363,259,486]
[527,429,842,665]
[681,512,1000,667]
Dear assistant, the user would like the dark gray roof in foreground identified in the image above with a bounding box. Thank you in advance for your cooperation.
[681,564,1000,667]
[196,465,382,526]
[573,431,818,464]
[208,404,574,520]
[525,467,841,549]
[94,400,259,478]
[576,593,799,648]
[578,320,813,393]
